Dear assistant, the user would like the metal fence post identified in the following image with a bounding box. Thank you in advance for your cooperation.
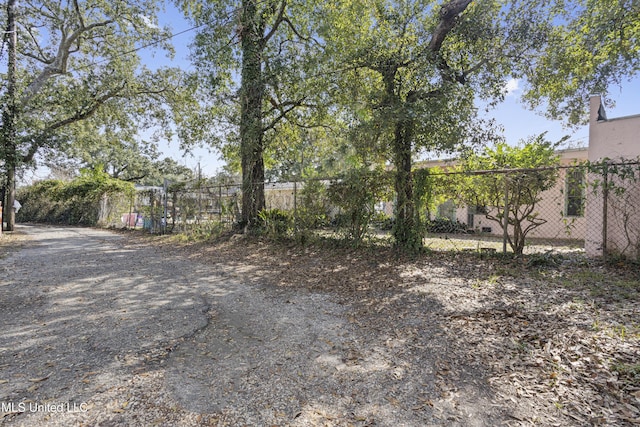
[602,162,609,261]
[503,174,509,254]
[293,179,298,233]
[149,190,154,233]
[198,182,202,224]
[128,198,133,230]
[162,179,168,234]
[219,185,223,223]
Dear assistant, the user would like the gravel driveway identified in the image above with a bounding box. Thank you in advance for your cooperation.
[0,225,500,426]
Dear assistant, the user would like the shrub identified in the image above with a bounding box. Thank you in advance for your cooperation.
[426,217,467,234]
[179,221,229,242]
[258,209,293,239]
[328,168,392,245]
[15,168,134,226]
[296,179,330,230]
[16,180,67,224]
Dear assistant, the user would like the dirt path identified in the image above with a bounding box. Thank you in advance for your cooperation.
[0,225,218,425]
[0,225,528,426]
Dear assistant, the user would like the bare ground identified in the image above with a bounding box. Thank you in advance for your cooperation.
[1,225,639,426]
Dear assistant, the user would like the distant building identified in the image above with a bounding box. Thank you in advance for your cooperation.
[586,95,640,258]
[379,95,640,258]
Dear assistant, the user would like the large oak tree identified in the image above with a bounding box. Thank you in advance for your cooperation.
[0,0,187,230]
[180,0,326,229]
[523,0,640,125]
[319,0,553,250]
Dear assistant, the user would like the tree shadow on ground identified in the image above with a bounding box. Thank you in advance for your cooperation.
[160,236,639,426]
[0,225,237,424]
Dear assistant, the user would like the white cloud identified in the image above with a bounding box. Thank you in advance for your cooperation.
[138,14,159,29]
[503,78,520,96]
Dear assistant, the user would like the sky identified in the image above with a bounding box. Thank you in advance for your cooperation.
[26,3,640,182]
[150,4,640,178]
[487,76,640,151]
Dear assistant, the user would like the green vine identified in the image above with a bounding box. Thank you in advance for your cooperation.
[16,167,134,226]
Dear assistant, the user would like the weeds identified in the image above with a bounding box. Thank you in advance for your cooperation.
[176,221,230,242]
[611,363,640,380]
[257,209,293,240]
[526,251,564,268]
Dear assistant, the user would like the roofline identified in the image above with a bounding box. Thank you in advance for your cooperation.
[600,113,640,122]
[557,147,588,153]
[415,146,588,164]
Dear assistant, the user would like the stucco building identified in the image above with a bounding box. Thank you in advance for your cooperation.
[585,95,640,258]
[393,95,640,257]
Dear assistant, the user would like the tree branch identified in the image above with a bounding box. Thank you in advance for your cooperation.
[427,0,473,84]
[290,119,334,131]
[20,19,114,107]
[262,0,287,45]
[21,83,125,163]
[18,49,54,64]
[462,58,489,79]
[262,103,299,133]
[21,25,54,63]
[73,0,86,29]
[407,88,443,102]
[281,16,323,48]
[428,0,473,53]
[522,217,546,235]
[264,96,315,116]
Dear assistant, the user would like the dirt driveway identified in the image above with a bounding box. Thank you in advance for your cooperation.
[2,225,637,426]
[0,225,498,426]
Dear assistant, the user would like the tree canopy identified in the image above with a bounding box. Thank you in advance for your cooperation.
[313,0,558,250]
[522,0,640,125]
[3,0,640,245]
[0,0,193,229]
[179,0,328,228]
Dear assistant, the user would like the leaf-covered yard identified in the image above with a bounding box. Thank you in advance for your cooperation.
[2,227,638,425]
[158,234,640,426]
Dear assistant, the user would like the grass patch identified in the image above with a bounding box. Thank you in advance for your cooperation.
[611,362,640,381]
[173,221,231,242]
[550,267,640,304]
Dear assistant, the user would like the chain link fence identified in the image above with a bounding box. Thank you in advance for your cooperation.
[587,161,640,261]
[418,165,590,255]
[114,161,639,259]
[398,162,638,259]
[115,183,241,234]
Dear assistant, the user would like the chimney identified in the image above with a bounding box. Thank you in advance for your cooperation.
[589,94,607,124]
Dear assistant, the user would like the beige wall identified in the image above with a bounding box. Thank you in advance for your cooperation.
[448,149,588,241]
[265,184,297,211]
[586,95,640,258]
[588,95,640,162]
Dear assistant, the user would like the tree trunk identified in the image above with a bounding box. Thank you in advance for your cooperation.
[239,0,266,230]
[2,0,18,231]
[5,168,16,231]
[380,67,421,250]
[392,118,421,250]
[512,216,525,255]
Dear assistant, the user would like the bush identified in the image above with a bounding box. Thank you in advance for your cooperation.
[327,169,392,245]
[426,217,467,234]
[258,209,293,239]
[372,212,394,230]
[15,168,134,226]
[179,221,229,242]
[16,180,68,224]
[296,180,330,229]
